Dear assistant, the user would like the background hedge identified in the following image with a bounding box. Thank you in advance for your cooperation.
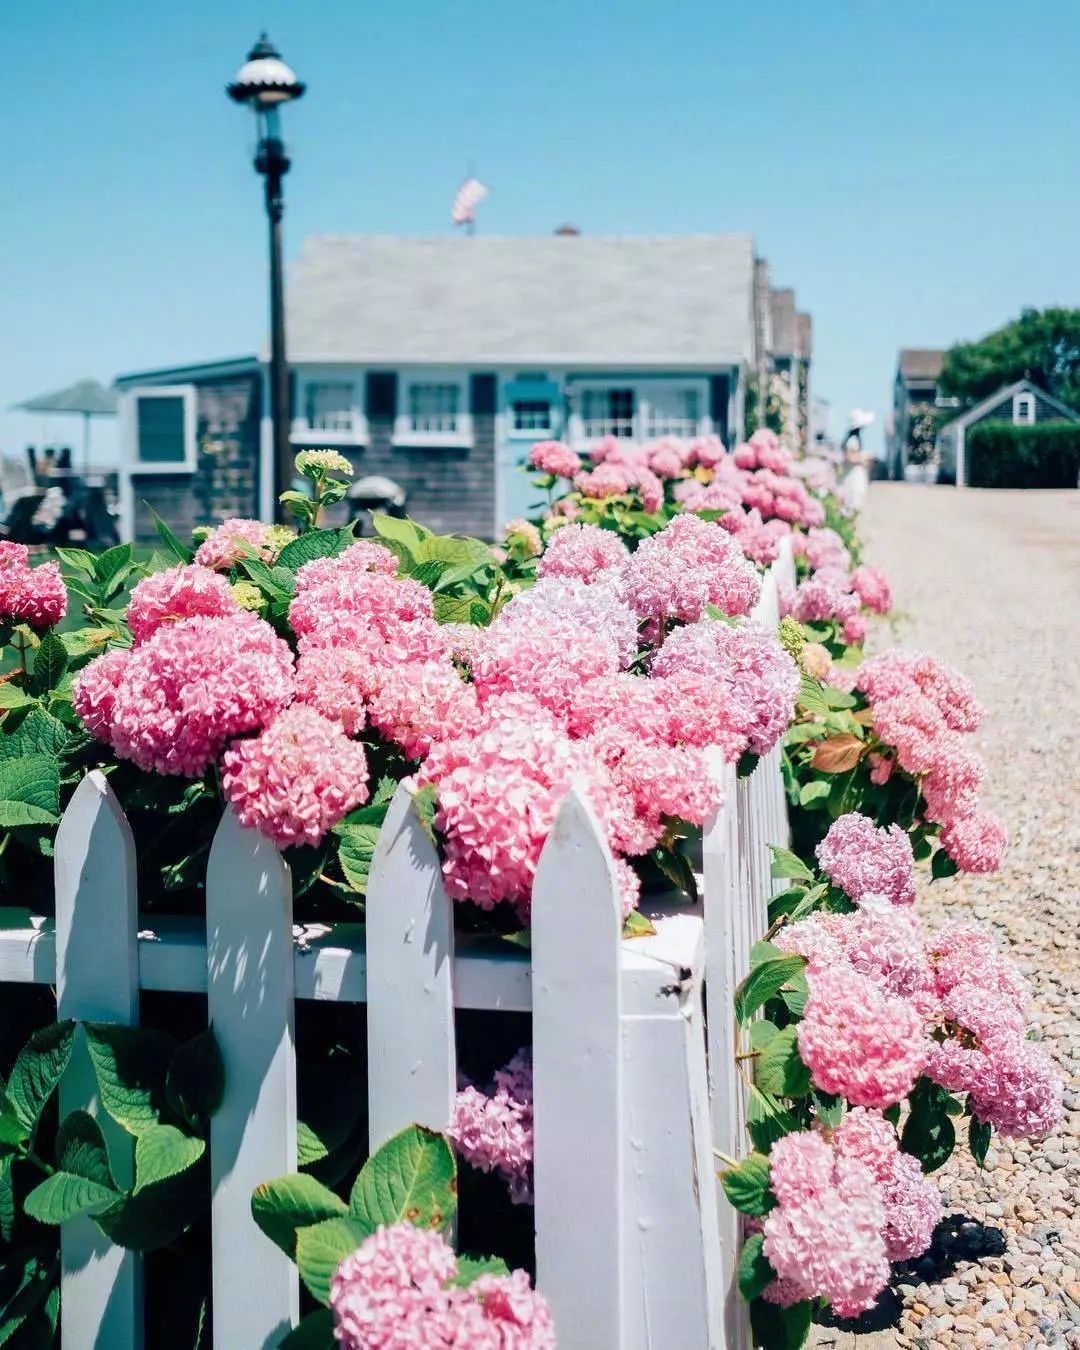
[966,421,1080,489]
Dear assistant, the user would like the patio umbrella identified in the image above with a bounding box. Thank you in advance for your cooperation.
[12,378,118,475]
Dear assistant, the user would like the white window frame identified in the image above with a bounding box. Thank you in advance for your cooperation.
[120,385,198,473]
[291,373,366,444]
[393,373,473,448]
[568,379,708,448]
[1012,392,1036,426]
[508,396,555,437]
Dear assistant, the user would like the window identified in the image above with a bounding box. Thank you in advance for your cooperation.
[408,383,461,434]
[305,381,354,433]
[1013,392,1036,426]
[136,395,187,463]
[512,399,553,433]
[126,386,196,470]
[581,388,634,438]
[645,388,701,437]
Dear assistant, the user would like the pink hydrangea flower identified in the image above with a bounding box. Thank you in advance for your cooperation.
[194,518,273,571]
[850,565,893,615]
[367,662,479,760]
[102,612,294,776]
[0,558,68,629]
[804,528,851,573]
[72,648,131,742]
[498,576,639,669]
[535,522,629,584]
[618,514,760,623]
[857,651,982,733]
[687,433,726,467]
[939,809,1008,873]
[450,1048,534,1204]
[797,966,927,1109]
[920,737,986,824]
[815,813,917,907]
[221,704,369,849]
[294,646,381,736]
[126,565,239,644]
[833,1110,941,1260]
[792,569,859,627]
[870,692,946,776]
[470,614,620,723]
[529,439,581,478]
[0,542,30,570]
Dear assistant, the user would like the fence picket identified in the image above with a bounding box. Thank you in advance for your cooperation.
[206,809,298,1349]
[366,782,457,1150]
[54,771,142,1350]
[532,789,625,1349]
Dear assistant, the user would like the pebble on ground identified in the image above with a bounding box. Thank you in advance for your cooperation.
[811,485,1080,1350]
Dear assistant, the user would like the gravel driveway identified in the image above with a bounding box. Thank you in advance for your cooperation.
[816,485,1080,1349]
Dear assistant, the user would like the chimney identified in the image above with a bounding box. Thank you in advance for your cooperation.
[554,224,581,236]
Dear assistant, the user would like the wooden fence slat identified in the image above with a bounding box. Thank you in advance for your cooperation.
[366,782,456,1150]
[55,770,142,1350]
[532,789,624,1350]
[206,809,298,1350]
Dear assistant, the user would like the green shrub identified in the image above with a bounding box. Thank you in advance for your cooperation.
[966,421,1080,488]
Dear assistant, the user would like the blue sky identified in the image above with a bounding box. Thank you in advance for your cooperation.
[4,0,1079,462]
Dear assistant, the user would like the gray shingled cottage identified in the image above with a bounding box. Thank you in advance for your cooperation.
[114,233,808,542]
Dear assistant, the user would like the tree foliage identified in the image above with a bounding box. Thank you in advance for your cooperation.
[938,308,1080,412]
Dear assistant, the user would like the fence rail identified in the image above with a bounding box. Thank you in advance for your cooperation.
[1,544,795,1350]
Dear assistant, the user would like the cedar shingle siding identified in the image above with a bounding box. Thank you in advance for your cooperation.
[973,391,1066,426]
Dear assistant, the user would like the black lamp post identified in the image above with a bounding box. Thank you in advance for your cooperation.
[227,34,305,516]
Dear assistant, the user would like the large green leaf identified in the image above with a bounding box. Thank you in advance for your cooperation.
[448,1255,511,1289]
[901,1077,956,1172]
[296,1063,365,1169]
[276,528,352,572]
[251,1173,349,1259]
[750,1297,813,1350]
[746,1084,802,1154]
[147,504,194,564]
[718,1152,775,1217]
[29,634,67,697]
[336,820,383,895]
[755,1026,811,1098]
[969,1116,992,1168]
[0,687,37,714]
[737,1232,774,1302]
[734,955,807,1026]
[83,1023,177,1137]
[166,1027,225,1135]
[0,710,70,762]
[5,1021,75,1132]
[93,1161,208,1251]
[23,1111,120,1224]
[0,758,60,830]
[279,1310,335,1349]
[767,846,814,883]
[349,1124,456,1233]
[296,1216,371,1305]
[0,1155,14,1244]
[133,1125,205,1193]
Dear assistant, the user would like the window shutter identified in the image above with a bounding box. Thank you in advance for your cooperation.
[709,375,730,441]
[366,372,398,419]
[470,374,496,416]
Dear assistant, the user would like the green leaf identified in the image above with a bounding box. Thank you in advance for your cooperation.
[622,910,657,939]
[0,709,70,761]
[931,847,959,880]
[749,1020,780,1052]
[93,544,133,592]
[969,1116,992,1168]
[0,758,60,829]
[30,633,67,696]
[797,674,830,716]
[411,784,438,845]
[821,685,856,709]
[297,1062,365,1170]
[146,504,194,563]
[734,955,807,1026]
[750,1297,813,1350]
[251,1172,350,1259]
[448,1254,512,1288]
[0,1155,14,1244]
[24,1111,120,1224]
[166,1027,225,1134]
[0,1112,29,1147]
[718,1152,775,1217]
[0,686,37,713]
[83,1023,176,1137]
[337,819,383,894]
[296,1216,371,1305]
[349,1123,456,1233]
[755,1026,811,1098]
[370,514,431,566]
[279,1310,336,1350]
[736,750,760,779]
[811,1089,844,1130]
[651,844,698,901]
[797,779,830,807]
[276,529,350,572]
[238,558,295,601]
[134,1124,205,1193]
[432,592,477,625]
[5,1020,75,1132]
[54,546,97,575]
[780,966,809,1018]
[93,1160,208,1251]
[901,1077,957,1173]
[746,1084,802,1154]
[738,1232,774,1302]
[767,846,814,882]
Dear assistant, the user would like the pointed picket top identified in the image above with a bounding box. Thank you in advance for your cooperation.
[55,770,136,928]
[366,781,457,1150]
[532,786,625,1345]
[206,807,298,1347]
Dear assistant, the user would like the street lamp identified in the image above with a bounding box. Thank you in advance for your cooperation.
[227,34,305,516]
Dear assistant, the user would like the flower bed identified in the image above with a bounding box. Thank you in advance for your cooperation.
[0,433,1063,1349]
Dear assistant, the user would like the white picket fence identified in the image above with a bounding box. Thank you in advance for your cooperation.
[0,545,796,1350]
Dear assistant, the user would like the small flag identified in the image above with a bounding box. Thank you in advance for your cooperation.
[451,177,489,226]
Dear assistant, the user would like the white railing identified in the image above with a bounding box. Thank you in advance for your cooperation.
[0,549,793,1350]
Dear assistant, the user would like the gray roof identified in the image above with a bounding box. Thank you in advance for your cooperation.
[938,378,1080,432]
[285,234,757,367]
[899,349,945,382]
